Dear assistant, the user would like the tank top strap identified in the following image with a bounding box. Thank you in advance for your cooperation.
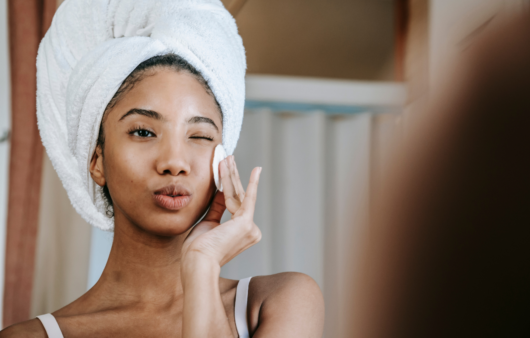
[234,276,252,338]
[36,313,65,338]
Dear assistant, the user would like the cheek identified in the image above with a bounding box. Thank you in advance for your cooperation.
[191,152,216,195]
[104,141,154,206]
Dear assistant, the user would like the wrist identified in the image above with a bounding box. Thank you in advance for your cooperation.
[181,252,221,284]
[182,251,220,268]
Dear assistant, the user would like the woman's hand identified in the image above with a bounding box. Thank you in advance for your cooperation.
[180,156,261,337]
[181,155,262,267]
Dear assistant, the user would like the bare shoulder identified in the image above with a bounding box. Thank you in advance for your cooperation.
[248,272,324,337]
[250,272,322,301]
[0,319,46,338]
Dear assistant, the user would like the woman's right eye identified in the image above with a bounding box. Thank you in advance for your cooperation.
[131,129,155,138]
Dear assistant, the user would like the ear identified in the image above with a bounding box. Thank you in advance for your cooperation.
[90,145,106,187]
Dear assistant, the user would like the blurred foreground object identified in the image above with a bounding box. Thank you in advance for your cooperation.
[350,10,530,338]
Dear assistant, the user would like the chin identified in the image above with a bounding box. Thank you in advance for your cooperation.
[135,207,206,237]
[143,217,195,237]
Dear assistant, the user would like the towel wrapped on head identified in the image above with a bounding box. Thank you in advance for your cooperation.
[37,0,246,231]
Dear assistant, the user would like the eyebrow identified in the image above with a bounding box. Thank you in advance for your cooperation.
[188,116,219,131]
[119,108,164,121]
[119,109,219,131]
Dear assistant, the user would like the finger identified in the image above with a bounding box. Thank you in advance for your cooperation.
[203,191,226,223]
[220,158,236,197]
[226,156,242,201]
[237,167,262,217]
[229,156,246,202]
[220,158,241,214]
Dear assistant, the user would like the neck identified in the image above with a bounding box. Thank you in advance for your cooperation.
[88,211,191,308]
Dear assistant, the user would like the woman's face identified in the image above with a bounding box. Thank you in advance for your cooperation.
[91,68,222,236]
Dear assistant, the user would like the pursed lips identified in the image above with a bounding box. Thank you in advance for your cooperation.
[153,184,192,211]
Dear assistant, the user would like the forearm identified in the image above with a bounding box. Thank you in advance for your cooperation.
[181,253,235,338]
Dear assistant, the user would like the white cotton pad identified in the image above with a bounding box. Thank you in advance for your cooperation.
[213,144,228,192]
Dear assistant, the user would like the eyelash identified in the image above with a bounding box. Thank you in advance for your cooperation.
[190,135,214,141]
[128,126,155,138]
[128,126,214,141]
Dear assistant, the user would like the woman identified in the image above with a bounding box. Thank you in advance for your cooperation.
[1,0,324,337]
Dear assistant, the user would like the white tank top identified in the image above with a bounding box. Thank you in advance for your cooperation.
[37,277,252,338]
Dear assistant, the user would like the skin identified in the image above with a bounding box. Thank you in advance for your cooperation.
[1,68,324,337]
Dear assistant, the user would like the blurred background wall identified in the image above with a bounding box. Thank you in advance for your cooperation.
[233,0,396,80]
[1,0,529,335]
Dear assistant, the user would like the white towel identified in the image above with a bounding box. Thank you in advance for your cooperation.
[36,0,246,231]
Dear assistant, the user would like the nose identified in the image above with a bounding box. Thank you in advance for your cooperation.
[155,134,191,176]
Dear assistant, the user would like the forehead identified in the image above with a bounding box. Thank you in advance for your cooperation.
[109,69,222,124]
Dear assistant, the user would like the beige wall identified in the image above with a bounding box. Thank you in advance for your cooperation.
[226,0,396,80]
